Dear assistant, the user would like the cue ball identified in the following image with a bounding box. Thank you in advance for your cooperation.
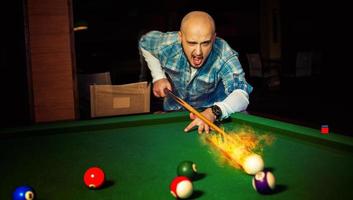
[242,153,264,175]
[252,171,276,194]
[83,166,105,189]
[170,176,193,199]
[12,185,35,200]
[177,160,197,180]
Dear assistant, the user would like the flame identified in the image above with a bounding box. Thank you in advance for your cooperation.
[200,126,274,172]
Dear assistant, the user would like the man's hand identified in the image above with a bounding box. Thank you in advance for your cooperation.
[184,108,216,134]
[153,78,172,97]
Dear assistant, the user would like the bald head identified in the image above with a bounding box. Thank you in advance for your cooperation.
[178,11,216,68]
[180,11,215,34]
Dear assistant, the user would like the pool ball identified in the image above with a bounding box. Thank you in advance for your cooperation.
[83,166,105,189]
[177,160,197,180]
[252,171,276,194]
[242,153,264,175]
[170,176,193,199]
[12,185,35,200]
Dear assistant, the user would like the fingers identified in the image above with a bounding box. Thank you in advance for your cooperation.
[162,82,172,97]
[166,84,172,92]
[152,79,172,97]
[204,124,210,134]
[160,87,167,97]
[185,109,215,133]
[198,124,204,134]
[199,124,210,134]
[153,85,164,97]
[189,113,196,120]
[153,90,160,97]
[184,119,210,134]
[153,88,164,97]
[184,121,196,133]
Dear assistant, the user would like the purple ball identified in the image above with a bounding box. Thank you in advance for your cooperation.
[252,171,276,194]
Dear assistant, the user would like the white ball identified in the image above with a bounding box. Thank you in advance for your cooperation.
[242,153,264,175]
[176,180,193,199]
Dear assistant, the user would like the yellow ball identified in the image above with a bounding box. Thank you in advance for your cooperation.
[242,153,264,175]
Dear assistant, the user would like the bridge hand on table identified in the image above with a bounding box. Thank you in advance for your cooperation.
[184,108,216,134]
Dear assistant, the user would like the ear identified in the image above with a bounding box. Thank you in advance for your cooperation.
[178,31,182,42]
[212,33,217,42]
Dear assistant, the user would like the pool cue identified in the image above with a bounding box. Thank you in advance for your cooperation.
[164,89,249,165]
[164,89,228,137]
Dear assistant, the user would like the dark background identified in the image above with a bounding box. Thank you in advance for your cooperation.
[1,0,351,135]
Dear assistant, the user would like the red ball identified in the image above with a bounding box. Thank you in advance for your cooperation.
[170,176,193,199]
[83,167,105,189]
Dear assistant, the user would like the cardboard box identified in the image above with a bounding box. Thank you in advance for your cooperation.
[78,72,112,118]
[90,81,150,118]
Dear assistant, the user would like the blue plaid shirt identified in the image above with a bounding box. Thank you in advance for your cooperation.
[139,31,253,111]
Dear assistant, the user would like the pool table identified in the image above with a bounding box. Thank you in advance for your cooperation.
[1,111,353,199]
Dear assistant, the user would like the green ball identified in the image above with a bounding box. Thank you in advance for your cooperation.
[177,160,197,179]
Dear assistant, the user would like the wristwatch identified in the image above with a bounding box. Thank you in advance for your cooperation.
[211,105,222,121]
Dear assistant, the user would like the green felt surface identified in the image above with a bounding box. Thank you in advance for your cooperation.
[1,112,353,199]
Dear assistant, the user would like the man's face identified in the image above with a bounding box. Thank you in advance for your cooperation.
[179,27,215,68]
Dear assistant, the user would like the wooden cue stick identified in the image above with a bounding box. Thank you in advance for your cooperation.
[164,89,228,137]
[164,89,246,159]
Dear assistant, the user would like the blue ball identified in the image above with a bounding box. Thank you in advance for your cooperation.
[12,185,35,200]
[252,171,276,194]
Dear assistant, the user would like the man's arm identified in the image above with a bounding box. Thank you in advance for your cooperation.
[214,54,252,119]
[140,48,171,97]
[214,89,249,120]
[140,48,166,82]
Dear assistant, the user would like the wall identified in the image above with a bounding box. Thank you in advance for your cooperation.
[26,0,77,122]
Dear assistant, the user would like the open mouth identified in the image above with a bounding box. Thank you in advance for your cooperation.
[192,56,203,67]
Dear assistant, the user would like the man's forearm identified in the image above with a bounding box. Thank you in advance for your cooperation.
[214,89,249,119]
[140,48,166,82]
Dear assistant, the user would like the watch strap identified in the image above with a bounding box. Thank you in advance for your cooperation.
[211,105,222,120]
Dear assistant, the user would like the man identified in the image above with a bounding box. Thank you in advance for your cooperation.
[139,11,252,134]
